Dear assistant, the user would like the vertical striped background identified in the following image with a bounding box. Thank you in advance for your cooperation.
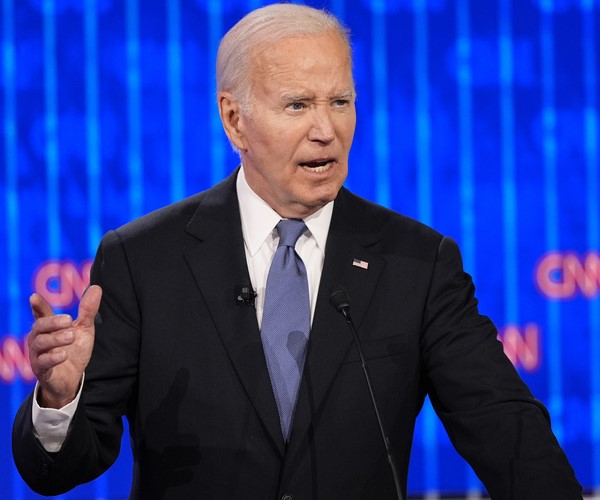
[1,0,598,498]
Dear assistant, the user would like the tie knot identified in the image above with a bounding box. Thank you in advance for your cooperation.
[276,219,307,248]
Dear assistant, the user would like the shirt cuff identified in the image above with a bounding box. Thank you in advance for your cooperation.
[31,375,84,452]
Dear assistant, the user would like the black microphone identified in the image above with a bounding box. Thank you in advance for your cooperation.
[235,282,256,307]
[329,287,403,500]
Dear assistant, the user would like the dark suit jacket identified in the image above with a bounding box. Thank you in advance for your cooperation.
[13,170,582,499]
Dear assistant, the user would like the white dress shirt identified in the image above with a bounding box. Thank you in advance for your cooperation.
[236,166,333,327]
[32,166,334,451]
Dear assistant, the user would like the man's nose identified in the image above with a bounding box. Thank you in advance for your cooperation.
[307,108,335,143]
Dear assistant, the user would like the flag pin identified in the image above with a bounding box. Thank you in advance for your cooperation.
[352,258,369,270]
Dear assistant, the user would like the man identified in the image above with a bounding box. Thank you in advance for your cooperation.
[13,3,582,499]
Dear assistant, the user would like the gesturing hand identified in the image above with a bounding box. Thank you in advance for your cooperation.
[27,285,103,409]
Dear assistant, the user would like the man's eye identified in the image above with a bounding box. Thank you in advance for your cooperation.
[333,99,349,107]
[288,102,305,110]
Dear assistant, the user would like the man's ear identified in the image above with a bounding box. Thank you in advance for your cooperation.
[218,92,246,151]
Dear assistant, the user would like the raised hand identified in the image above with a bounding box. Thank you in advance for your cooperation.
[27,285,103,409]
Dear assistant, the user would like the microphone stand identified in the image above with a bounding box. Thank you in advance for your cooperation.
[330,288,404,500]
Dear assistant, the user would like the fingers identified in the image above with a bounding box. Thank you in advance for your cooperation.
[29,312,73,340]
[26,285,102,399]
[31,327,74,352]
[30,292,54,320]
[28,293,72,373]
[32,345,68,374]
[27,285,102,376]
[28,326,74,376]
[74,285,102,328]
[29,292,74,347]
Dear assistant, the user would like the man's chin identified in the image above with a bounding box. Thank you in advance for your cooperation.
[300,191,341,214]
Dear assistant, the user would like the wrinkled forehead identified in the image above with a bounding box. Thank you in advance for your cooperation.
[249,31,355,87]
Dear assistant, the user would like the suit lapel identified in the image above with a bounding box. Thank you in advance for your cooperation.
[180,177,386,457]
[182,172,285,456]
[289,188,386,446]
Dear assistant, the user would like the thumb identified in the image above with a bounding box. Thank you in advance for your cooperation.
[75,285,103,328]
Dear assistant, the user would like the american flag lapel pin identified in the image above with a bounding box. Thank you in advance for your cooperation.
[352,258,369,270]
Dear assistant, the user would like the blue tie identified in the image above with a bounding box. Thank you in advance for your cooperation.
[261,219,311,441]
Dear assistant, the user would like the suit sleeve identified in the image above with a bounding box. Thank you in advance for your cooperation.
[420,236,582,499]
[12,229,140,495]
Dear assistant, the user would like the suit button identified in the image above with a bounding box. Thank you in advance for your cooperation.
[281,495,294,500]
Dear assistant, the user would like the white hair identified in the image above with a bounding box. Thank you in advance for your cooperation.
[216,3,353,114]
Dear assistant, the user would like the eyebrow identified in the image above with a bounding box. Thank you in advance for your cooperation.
[280,89,356,102]
[334,90,357,100]
[280,93,311,102]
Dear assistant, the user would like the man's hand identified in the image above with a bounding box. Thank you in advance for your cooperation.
[27,285,102,409]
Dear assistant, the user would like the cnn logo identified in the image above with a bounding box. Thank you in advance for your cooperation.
[33,260,92,309]
[536,251,600,300]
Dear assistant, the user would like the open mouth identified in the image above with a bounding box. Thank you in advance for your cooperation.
[299,158,335,173]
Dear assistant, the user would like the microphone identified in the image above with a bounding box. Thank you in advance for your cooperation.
[329,287,404,500]
[235,282,256,307]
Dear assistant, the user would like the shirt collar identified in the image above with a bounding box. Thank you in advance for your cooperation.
[236,166,334,256]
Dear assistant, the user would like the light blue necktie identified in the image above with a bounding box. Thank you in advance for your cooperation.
[261,219,310,441]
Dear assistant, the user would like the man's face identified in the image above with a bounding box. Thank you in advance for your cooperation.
[235,31,356,219]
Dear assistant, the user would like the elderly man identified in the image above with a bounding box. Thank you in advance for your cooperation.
[13,3,581,499]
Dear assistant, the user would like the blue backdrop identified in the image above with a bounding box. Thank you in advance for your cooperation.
[1,0,599,498]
